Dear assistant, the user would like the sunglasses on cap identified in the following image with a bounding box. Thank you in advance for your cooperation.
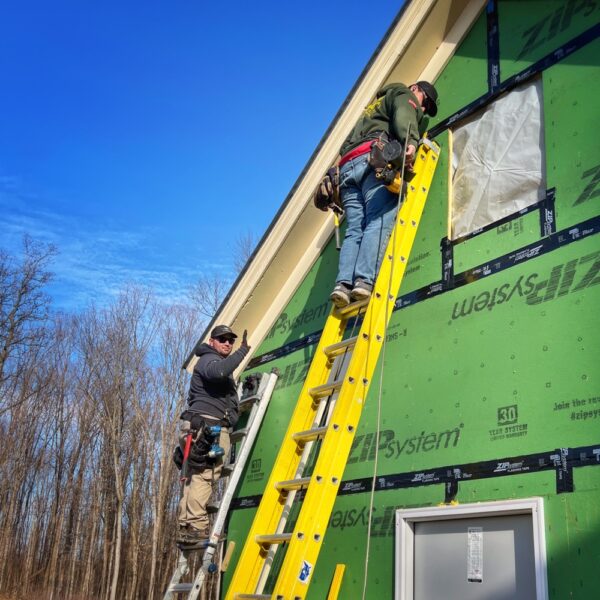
[215,335,236,344]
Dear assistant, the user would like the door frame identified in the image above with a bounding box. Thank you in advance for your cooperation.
[395,497,548,600]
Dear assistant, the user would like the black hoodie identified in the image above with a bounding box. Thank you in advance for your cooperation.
[186,343,249,426]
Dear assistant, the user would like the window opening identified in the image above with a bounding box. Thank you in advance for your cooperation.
[451,79,546,239]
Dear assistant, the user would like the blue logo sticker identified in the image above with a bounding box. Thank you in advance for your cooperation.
[298,560,312,584]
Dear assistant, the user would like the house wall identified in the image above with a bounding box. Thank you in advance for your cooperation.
[223,2,600,597]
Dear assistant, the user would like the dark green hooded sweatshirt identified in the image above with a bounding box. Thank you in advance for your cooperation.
[340,83,427,157]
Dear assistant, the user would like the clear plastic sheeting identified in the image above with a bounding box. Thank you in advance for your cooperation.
[451,80,546,239]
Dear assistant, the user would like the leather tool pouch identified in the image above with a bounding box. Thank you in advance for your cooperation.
[368,135,389,171]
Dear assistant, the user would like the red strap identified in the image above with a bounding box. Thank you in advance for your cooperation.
[180,432,193,483]
[339,140,373,167]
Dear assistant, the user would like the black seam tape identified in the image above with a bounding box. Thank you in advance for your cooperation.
[248,213,600,369]
[230,444,599,510]
[450,214,600,291]
[430,23,600,139]
[451,190,553,246]
[539,188,557,237]
[441,236,454,291]
[554,447,575,494]
[247,331,322,368]
[445,480,459,503]
[486,0,500,93]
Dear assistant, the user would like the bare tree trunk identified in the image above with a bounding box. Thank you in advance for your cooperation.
[66,486,84,598]
[82,494,100,599]
[109,491,123,600]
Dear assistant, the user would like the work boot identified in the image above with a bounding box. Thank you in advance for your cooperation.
[330,282,351,308]
[351,279,373,301]
[176,525,210,548]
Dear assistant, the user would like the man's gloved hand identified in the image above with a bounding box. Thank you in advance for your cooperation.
[241,329,250,350]
[313,166,340,211]
[404,144,417,169]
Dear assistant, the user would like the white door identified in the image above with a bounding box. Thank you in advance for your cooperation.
[395,499,548,600]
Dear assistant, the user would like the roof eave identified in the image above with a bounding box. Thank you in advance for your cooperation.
[184,0,486,372]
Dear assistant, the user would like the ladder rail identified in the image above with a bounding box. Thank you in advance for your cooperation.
[226,140,440,599]
[163,371,279,600]
[272,141,440,597]
[225,315,352,593]
[254,393,338,594]
[163,552,191,600]
[187,372,279,599]
[211,372,279,541]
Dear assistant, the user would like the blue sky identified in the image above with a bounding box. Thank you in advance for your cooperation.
[0,1,402,310]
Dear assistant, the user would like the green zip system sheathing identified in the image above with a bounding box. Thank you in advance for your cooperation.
[223,1,600,598]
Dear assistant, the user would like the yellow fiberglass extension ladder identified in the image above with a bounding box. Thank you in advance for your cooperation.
[226,138,441,600]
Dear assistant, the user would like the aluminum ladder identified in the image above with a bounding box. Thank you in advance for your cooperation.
[225,139,441,599]
[164,370,279,600]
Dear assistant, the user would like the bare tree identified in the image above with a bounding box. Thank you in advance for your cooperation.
[0,237,222,600]
[233,230,258,273]
[76,287,159,600]
[0,235,56,415]
[146,303,198,598]
[189,273,230,320]
[189,230,257,325]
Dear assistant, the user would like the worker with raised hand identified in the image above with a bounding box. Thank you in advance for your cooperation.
[315,81,439,307]
[176,324,250,547]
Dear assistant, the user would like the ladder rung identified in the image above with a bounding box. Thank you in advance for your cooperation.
[207,501,220,514]
[168,583,194,593]
[323,335,358,359]
[255,532,293,546]
[233,595,271,600]
[308,381,342,399]
[230,428,248,442]
[335,296,370,317]
[292,426,328,443]
[222,464,234,476]
[275,477,311,491]
[239,394,260,411]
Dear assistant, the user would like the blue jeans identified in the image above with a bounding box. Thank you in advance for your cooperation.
[335,154,398,286]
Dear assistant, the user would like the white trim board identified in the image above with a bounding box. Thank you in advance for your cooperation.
[395,498,549,600]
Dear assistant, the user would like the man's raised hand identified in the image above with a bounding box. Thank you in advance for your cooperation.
[241,329,250,350]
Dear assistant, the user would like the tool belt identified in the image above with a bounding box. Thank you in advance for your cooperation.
[173,410,229,473]
[363,132,411,194]
[313,166,341,212]
[367,132,404,170]
[339,131,395,168]
[181,408,233,429]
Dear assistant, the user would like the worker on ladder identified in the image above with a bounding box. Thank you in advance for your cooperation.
[175,324,250,547]
[314,81,439,307]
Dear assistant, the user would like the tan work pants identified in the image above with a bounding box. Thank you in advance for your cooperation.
[177,419,231,531]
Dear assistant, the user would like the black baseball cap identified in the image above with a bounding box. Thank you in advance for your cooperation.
[416,80,439,117]
[210,324,237,339]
